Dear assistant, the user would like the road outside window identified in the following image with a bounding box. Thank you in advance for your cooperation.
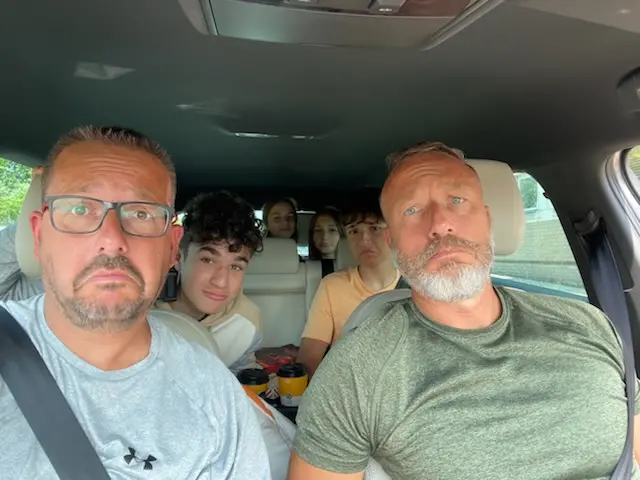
[492,173,587,302]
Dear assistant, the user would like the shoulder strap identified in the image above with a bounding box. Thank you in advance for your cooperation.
[0,306,111,480]
[320,259,335,278]
[583,224,636,479]
[341,289,412,338]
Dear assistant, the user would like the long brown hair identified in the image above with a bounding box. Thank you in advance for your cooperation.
[308,207,345,260]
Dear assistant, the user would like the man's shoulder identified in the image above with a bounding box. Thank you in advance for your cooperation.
[0,294,43,327]
[148,312,241,402]
[149,310,221,358]
[501,287,615,337]
[333,297,413,358]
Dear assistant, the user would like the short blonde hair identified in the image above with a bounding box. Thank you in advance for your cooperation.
[385,141,465,174]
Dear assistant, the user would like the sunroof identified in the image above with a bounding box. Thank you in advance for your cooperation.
[240,0,474,16]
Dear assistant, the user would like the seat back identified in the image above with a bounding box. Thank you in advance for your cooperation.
[305,260,322,314]
[335,238,357,271]
[244,238,308,347]
[16,175,42,278]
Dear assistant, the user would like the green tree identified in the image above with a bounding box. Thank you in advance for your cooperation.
[519,176,538,210]
[0,158,32,226]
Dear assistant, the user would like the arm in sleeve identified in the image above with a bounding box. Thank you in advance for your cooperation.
[214,369,272,479]
[0,223,44,302]
[293,334,375,474]
[301,279,335,344]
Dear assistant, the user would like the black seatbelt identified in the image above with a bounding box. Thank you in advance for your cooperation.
[320,259,334,278]
[0,307,111,480]
[579,218,636,479]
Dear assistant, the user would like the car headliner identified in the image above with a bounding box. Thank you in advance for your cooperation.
[1,0,640,209]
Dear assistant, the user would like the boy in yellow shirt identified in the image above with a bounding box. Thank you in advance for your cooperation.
[297,199,400,378]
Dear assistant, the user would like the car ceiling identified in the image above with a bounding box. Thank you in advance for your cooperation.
[1,0,640,208]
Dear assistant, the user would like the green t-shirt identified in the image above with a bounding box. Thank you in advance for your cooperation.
[293,287,640,479]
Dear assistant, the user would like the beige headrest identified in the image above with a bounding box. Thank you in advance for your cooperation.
[468,159,524,255]
[16,176,42,277]
[247,238,300,274]
[335,238,356,271]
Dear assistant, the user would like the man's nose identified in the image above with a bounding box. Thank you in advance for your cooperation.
[361,229,374,243]
[209,266,229,288]
[427,204,454,238]
[96,210,129,255]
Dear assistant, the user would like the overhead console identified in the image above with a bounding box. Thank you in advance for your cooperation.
[177,0,506,49]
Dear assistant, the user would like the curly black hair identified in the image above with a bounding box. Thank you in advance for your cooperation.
[180,190,264,256]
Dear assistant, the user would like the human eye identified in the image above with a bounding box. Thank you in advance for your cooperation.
[231,264,245,272]
[61,198,100,217]
[404,206,419,216]
[450,196,466,205]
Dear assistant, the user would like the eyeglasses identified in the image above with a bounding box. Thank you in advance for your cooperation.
[43,195,175,238]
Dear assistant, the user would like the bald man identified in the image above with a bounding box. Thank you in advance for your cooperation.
[287,142,640,480]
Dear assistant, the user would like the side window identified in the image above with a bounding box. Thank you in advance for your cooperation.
[0,158,32,228]
[491,173,587,302]
[624,146,640,187]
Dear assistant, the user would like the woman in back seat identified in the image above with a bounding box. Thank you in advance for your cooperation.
[308,207,344,277]
[263,198,298,240]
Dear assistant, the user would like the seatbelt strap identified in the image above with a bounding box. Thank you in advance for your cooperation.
[582,223,636,479]
[0,307,111,480]
[341,289,411,338]
[320,259,334,278]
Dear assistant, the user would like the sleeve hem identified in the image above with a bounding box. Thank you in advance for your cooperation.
[292,434,369,475]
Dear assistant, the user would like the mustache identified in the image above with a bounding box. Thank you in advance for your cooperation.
[73,255,145,290]
[422,235,484,260]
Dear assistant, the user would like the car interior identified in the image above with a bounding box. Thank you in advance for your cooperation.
[3,0,640,392]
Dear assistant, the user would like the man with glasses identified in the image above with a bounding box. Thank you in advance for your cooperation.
[0,126,270,479]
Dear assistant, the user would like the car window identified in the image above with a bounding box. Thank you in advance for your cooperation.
[0,158,32,228]
[624,146,640,187]
[491,173,587,302]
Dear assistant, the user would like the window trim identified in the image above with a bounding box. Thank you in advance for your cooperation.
[608,149,640,239]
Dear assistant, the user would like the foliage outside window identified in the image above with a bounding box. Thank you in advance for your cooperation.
[518,176,538,210]
[0,158,32,226]
[626,146,640,182]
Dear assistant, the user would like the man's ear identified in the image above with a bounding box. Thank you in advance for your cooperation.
[384,227,392,247]
[30,211,43,261]
[169,225,183,269]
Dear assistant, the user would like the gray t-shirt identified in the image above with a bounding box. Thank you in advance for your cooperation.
[294,287,638,479]
[0,294,272,479]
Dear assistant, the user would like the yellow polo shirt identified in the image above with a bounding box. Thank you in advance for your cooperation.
[301,267,400,345]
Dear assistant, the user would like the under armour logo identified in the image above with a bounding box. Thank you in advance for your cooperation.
[124,447,157,471]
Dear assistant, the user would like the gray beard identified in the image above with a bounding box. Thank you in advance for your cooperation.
[43,257,151,333]
[392,236,494,303]
[404,261,491,302]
